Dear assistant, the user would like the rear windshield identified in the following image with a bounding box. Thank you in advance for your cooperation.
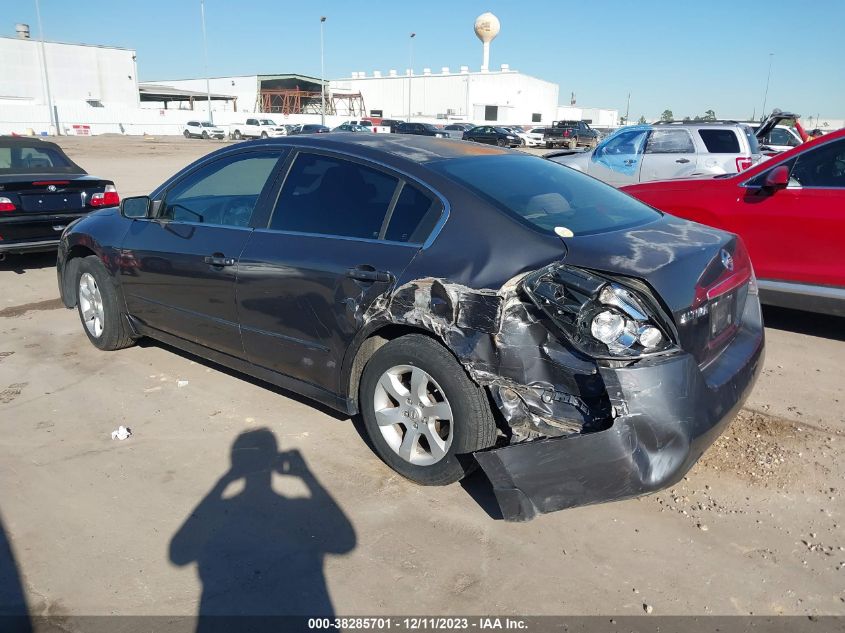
[0,144,83,174]
[698,129,741,153]
[432,154,660,236]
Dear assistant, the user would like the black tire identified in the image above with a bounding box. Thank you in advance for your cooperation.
[359,334,496,486]
[74,256,135,351]
[233,130,242,140]
[202,131,209,139]
[496,137,507,147]
[545,141,553,149]
[183,130,190,138]
[260,131,268,139]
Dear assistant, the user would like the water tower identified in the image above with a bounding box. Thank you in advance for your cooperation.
[474,12,500,71]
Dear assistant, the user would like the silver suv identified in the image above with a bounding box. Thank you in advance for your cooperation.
[547,121,762,186]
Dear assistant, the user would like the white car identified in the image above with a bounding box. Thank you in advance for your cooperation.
[522,127,546,147]
[756,125,803,153]
[184,121,225,140]
[229,118,288,140]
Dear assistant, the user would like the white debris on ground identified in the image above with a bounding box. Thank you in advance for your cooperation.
[110,426,132,441]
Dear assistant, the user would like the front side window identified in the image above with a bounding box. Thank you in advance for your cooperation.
[645,129,695,154]
[160,152,280,226]
[433,154,660,236]
[790,139,845,188]
[270,153,399,239]
[594,129,649,158]
[698,129,741,153]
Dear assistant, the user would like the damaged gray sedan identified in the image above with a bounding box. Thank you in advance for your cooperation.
[56,134,764,521]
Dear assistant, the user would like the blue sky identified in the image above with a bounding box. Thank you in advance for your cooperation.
[10,0,843,119]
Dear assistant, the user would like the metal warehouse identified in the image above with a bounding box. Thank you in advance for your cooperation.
[0,31,139,109]
[331,65,559,125]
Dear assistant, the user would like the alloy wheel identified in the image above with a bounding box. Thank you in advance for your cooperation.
[78,272,105,338]
[372,365,454,466]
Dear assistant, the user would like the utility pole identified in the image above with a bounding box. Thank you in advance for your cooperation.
[407,33,415,123]
[200,0,213,123]
[624,93,630,126]
[761,52,774,118]
[34,0,58,134]
[320,16,326,126]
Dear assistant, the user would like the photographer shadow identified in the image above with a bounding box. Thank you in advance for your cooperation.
[170,429,356,631]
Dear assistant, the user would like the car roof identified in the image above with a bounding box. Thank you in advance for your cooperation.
[238,133,513,163]
[0,136,60,149]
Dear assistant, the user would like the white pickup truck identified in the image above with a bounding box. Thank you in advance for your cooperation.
[229,118,288,140]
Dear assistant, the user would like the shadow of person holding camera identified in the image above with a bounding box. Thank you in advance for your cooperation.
[170,428,356,631]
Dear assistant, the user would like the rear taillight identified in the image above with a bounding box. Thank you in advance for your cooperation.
[563,130,570,137]
[90,184,120,207]
[735,157,753,172]
[704,238,753,301]
[0,197,15,212]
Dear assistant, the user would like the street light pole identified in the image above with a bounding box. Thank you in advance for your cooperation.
[407,33,415,123]
[320,16,326,126]
[34,0,58,134]
[761,52,774,119]
[200,0,213,124]
[625,92,630,125]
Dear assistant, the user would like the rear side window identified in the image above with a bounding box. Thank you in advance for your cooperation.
[646,129,694,153]
[160,152,280,226]
[698,129,741,153]
[385,184,441,243]
[270,153,398,239]
[741,125,760,154]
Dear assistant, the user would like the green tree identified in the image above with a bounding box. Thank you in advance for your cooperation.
[703,109,716,121]
[638,115,647,124]
[660,109,674,122]
[683,116,691,122]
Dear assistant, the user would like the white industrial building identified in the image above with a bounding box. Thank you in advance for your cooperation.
[331,65,559,125]
[0,31,138,108]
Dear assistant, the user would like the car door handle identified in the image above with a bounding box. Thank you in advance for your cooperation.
[346,267,392,283]
[675,158,691,164]
[204,254,235,267]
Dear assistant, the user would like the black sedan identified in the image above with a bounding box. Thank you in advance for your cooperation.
[462,125,522,147]
[289,124,330,135]
[56,135,763,520]
[394,122,448,138]
[0,137,117,257]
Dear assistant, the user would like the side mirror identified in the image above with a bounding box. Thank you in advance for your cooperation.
[121,196,151,219]
[764,165,790,190]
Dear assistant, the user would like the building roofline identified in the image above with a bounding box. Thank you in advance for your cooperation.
[0,35,134,52]
[330,69,557,87]
[146,73,325,84]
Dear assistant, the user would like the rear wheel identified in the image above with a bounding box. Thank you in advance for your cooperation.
[496,137,507,147]
[183,130,190,138]
[74,256,135,351]
[359,334,496,485]
[260,131,268,139]
[233,130,242,140]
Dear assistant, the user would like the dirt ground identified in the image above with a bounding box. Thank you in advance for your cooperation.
[0,135,843,621]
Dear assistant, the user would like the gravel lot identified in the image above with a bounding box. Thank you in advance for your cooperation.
[1,135,843,620]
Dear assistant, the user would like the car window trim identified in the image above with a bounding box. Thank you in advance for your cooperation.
[154,147,289,229]
[264,147,449,248]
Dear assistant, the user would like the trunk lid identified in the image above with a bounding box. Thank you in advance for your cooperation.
[561,214,752,365]
[0,175,112,215]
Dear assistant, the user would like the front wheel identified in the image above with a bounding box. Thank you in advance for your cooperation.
[359,334,497,485]
[260,131,268,139]
[74,256,135,351]
[202,131,209,139]
[496,138,507,147]
[233,130,242,140]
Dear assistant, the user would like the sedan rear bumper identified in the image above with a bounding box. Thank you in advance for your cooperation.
[0,238,60,254]
[475,298,765,521]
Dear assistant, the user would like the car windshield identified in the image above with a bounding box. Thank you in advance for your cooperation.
[431,154,660,236]
[0,143,84,174]
[259,119,276,125]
